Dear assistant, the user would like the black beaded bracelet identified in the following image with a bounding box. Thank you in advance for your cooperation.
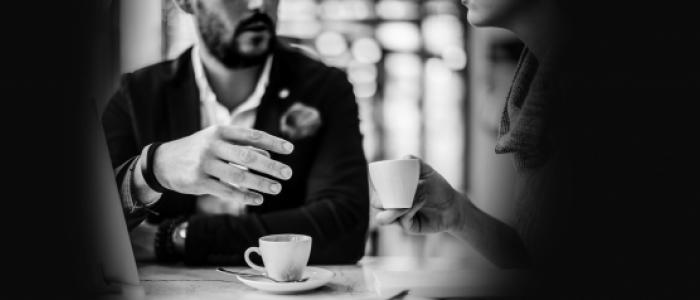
[142,142,169,193]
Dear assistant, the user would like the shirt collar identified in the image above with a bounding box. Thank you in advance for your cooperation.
[191,45,273,114]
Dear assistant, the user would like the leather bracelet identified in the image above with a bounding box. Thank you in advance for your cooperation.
[142,142,169,193]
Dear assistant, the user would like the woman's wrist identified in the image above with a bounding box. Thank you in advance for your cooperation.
[446,190,472,235]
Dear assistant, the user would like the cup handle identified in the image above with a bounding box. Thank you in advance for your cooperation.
[243,247,265,273]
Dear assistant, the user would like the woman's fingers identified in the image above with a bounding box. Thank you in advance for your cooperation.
[401,155,437,178]
[375,209,409,225]
[400,199,427,233]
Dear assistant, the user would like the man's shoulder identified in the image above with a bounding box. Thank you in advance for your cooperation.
[122,49,192,88]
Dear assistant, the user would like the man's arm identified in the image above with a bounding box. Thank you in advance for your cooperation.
[184,72,369,265]
[102,75,161,229]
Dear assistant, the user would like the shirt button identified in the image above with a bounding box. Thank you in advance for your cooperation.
[278,88,290,99]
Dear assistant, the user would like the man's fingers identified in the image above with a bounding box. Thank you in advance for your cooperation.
[203,179,264,206]
[202,159,283,195]
[212,141,293,180]
[217,126,294,154]
[375,209,409,225]
[248,146,271,158]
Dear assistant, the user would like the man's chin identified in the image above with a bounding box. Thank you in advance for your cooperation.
[237,45,270,58]
[217,49,270,69]
[213,34,275,69]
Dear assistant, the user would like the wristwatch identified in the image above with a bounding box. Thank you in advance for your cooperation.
[154,217,188,263]
[172,221,188,255]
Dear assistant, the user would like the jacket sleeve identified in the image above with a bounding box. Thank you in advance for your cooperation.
[185,72,369,265]
[101,75,148,229]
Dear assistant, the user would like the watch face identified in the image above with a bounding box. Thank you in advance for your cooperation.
[177,227,187,239]
[178,222,189,239]
[172,221,188,254]
[172,222,188,243]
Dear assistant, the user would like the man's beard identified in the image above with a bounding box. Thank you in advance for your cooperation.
[198,12,276,69]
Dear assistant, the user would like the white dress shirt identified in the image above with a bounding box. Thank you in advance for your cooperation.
[192,45,273,216]
[192,45,273,130]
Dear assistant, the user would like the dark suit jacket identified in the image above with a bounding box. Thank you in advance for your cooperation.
[102,42,369,265]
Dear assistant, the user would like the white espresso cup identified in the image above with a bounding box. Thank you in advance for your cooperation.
[368,159,420,209]
[244,234,312,282]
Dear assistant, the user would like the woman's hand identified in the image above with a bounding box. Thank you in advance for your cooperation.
[372,156,467,234]
[371,156,530,268]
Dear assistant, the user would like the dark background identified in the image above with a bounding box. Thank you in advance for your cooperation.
[0,1,697,299]
[1,1,99,299]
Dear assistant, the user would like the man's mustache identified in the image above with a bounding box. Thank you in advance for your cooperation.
[235,13,275,35]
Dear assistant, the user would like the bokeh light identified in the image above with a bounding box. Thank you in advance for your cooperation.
[376,22,422,52]
[351,38,383,64]
[314,31,348,57]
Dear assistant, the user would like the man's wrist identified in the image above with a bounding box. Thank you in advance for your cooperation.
[133,147,162,205]
[142,142,171,193]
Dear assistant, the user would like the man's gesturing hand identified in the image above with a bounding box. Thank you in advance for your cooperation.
[152,125,295,205]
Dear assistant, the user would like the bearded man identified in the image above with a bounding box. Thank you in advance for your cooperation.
[102,0,368,265]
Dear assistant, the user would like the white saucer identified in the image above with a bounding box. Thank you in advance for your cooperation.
[235,267,334,294]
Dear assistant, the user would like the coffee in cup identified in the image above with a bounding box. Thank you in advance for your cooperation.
[244,234,312,282]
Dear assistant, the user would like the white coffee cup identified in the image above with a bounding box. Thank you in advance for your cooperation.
[368,159,420,209]
[244,234,312,282]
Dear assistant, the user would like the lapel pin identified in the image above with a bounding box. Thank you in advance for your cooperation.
[278,88,290,100]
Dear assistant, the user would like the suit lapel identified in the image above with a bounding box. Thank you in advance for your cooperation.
[254,44,297,137]
[165,48,201,141]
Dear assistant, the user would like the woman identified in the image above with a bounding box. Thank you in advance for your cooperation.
[374,0,699,297]
[374,0,569,269]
